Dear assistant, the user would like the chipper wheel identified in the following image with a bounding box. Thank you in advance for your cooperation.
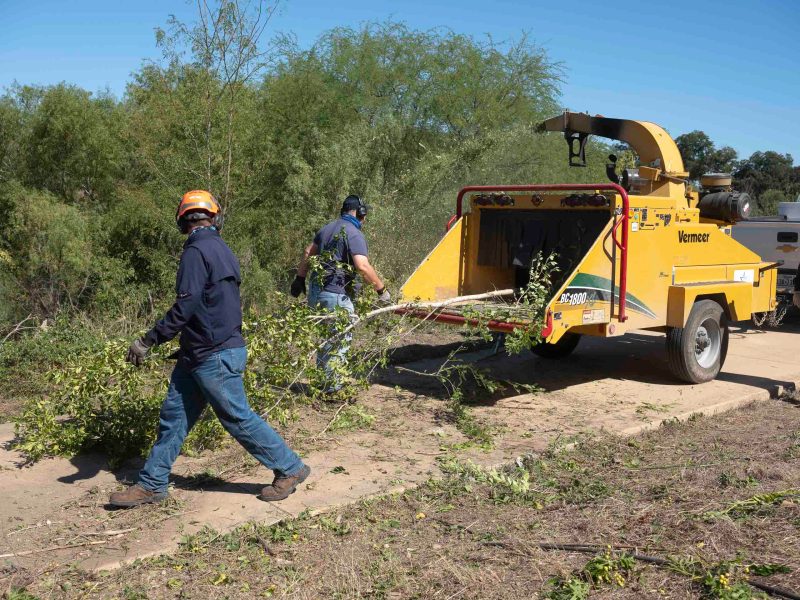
[532,332,581,359]
[666,300,729,383]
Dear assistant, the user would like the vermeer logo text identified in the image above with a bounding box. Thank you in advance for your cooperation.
[678,231,710,243]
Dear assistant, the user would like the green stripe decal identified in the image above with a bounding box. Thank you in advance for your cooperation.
[565,273,656,318]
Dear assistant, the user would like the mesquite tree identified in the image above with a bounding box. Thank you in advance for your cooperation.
[146,0,282,213]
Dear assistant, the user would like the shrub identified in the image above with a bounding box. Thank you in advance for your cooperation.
[755,188,788,216]
[0,315,106,403]
[0,184,133,319]
[23,84,124,202]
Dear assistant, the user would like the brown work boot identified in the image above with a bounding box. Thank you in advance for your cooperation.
[258,465,311,502]
[109,484,168,508]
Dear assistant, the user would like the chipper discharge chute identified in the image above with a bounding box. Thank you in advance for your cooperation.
[399,111,778,383]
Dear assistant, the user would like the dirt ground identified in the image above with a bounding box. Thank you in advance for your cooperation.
[4,398,799,599]
[0,328,501,578]
[3,320,800,599]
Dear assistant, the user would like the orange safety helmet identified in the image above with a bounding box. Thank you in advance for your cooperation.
[175,190,223,232]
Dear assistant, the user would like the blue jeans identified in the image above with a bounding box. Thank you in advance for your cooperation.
[138,347,305,492]
[308,284,355,392]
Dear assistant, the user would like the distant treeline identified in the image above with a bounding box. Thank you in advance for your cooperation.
[675,130,799,214]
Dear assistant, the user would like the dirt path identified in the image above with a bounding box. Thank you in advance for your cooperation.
[1,322,799,575]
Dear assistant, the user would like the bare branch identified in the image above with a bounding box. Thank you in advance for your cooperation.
[1,315,35,345]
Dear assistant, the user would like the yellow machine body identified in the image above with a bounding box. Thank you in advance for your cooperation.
[400,112,777,346]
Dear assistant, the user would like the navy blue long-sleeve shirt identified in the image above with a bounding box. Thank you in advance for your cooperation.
[144,227,245,368]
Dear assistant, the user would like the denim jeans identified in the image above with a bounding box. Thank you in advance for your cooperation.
[138,346,305,492]
[308,283,355,392]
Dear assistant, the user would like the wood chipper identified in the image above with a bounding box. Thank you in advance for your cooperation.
[399,111,778,383]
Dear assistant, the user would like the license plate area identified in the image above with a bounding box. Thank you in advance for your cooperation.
[777,274,795,290]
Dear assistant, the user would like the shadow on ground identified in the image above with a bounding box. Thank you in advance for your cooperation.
[378,319,800,403]
[55,454,269,502]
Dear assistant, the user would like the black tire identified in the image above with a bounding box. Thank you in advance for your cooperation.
[532,332,581,359]
[666,300,729,383]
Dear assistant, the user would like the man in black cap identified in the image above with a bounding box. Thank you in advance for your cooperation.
[290,195,390,392]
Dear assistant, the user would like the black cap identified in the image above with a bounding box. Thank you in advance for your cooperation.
[341,194,370,215]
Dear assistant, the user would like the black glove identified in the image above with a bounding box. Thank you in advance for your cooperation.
[376,286,392,306]
[290,275,307,298]
[126,337,152,367]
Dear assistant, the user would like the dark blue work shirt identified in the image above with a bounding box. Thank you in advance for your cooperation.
[144,228,245,368]
[313,217,368,295]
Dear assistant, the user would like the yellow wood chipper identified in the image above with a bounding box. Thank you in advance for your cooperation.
[399,111,778,383]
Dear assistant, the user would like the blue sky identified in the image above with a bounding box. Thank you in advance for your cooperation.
[1,0,798,160]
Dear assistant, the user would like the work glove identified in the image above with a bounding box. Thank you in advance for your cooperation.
[376,286,392,307]
[290,275,307,298]
[126,337,152,368]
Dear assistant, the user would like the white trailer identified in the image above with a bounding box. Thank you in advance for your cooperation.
[731,202,800,305]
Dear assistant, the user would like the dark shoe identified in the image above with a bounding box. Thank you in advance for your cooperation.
[258,465,311,502]
[109,484,168,508]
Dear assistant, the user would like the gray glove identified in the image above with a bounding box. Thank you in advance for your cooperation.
[376,287,392,306]
[126,337,152,367]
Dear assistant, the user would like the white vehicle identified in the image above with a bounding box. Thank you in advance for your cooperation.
[731,202,800,305]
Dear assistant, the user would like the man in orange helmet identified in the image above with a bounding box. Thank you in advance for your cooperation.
[110,190,309,507]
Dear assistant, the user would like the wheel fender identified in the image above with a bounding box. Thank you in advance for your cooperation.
[667,283,752,327]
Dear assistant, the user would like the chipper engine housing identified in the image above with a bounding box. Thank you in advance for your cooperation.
[399,111,778,384]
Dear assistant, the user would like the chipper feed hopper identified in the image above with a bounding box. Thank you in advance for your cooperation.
[399,112,778,383]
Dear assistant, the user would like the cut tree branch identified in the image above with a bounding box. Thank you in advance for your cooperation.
[259,289,516,419]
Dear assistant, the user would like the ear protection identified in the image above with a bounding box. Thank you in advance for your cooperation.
[177,210,224,234]
[345,194,368,219]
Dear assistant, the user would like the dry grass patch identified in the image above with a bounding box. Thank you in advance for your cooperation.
[7,399,800,599]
